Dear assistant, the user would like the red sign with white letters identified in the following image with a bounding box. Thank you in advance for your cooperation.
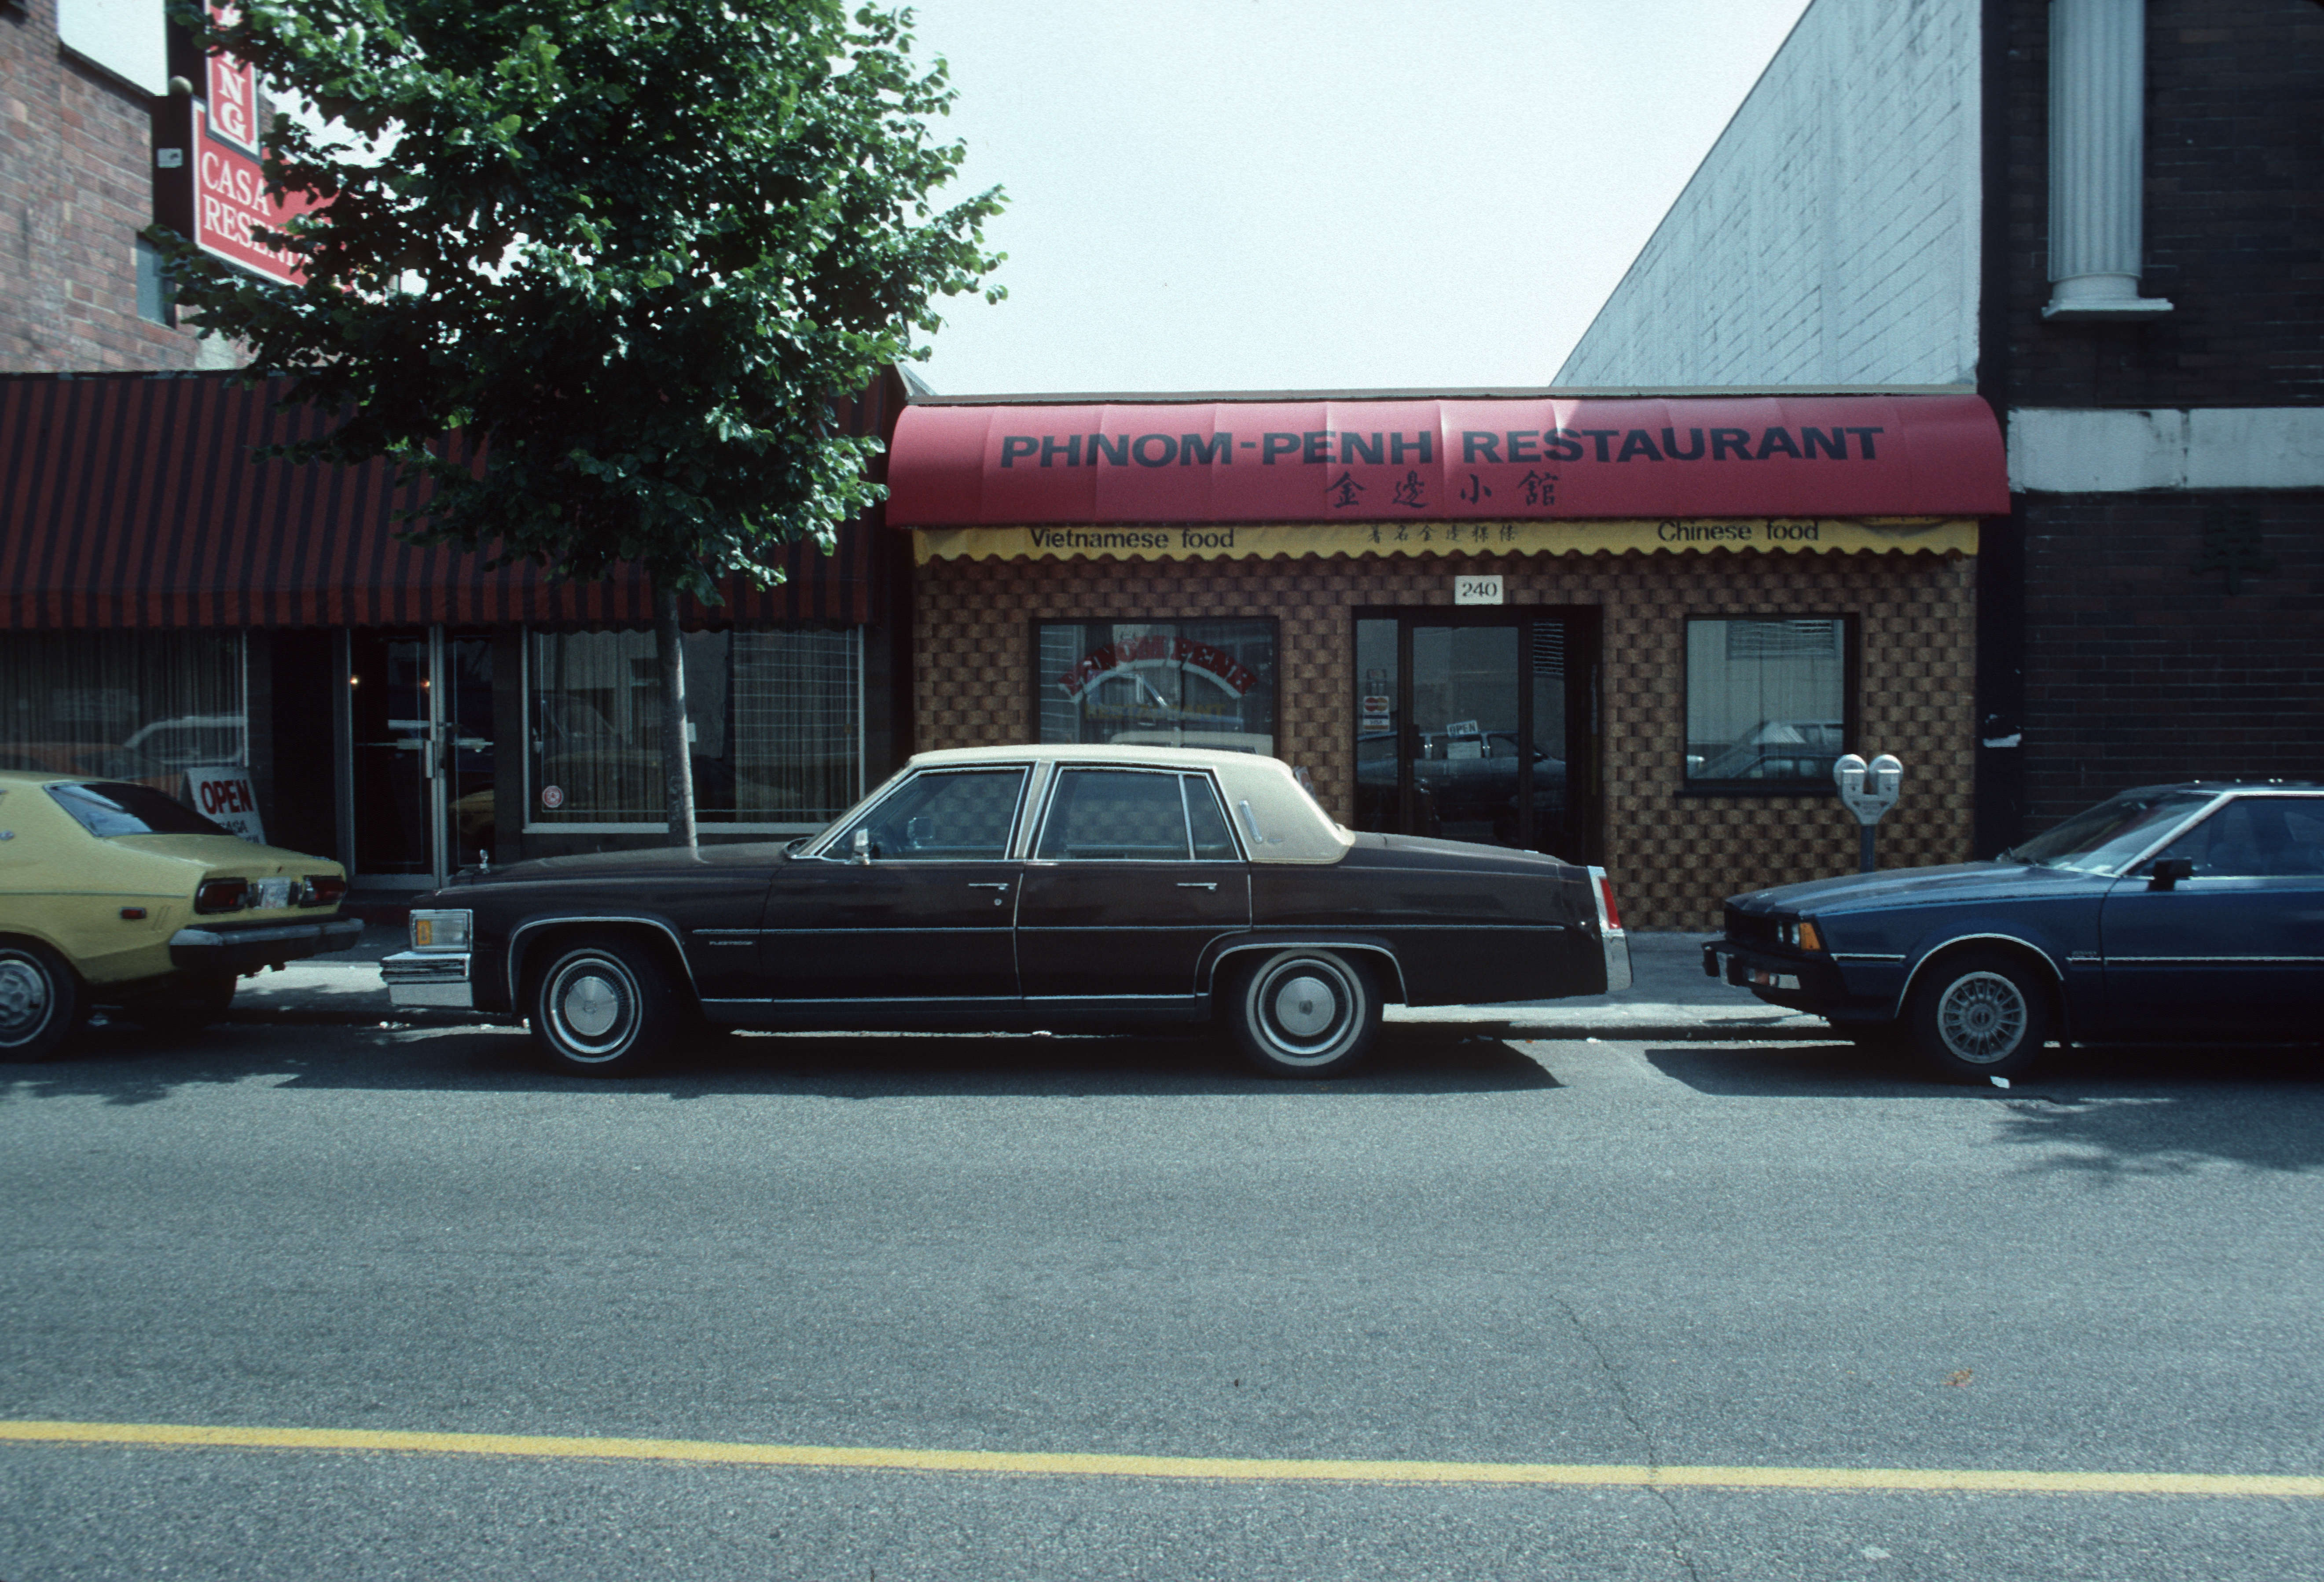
[190,1,315,284]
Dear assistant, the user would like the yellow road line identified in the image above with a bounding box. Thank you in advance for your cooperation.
[1,1420,2317,1499]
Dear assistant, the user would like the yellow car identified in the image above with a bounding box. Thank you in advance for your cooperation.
[0,770,361,1060]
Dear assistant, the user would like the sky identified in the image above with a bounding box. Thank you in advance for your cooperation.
[900,0,1816,397]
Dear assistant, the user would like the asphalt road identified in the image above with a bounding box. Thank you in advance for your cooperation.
[5,1018,2322,1580]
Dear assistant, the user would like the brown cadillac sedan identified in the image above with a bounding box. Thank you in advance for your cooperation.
[386,745,1630,1078]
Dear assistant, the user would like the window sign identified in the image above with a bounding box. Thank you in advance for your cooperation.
[1684,618,1850,786]
[1035,620,1277,756]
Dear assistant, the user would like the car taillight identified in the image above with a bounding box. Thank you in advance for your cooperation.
[302,874,348,907]
[1597,874,1623,932]
[195,877,249,914]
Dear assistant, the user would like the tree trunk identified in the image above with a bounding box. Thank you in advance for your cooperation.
[653,581,698,851]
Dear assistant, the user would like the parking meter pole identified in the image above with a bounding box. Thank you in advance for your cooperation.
[1860,825,1876,874]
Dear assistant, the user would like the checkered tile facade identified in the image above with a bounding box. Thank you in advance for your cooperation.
[914,547,1976,929]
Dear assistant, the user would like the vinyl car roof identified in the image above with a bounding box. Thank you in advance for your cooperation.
[884,744,1355,864]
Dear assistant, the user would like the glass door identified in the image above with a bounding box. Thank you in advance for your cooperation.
[1353,610,1594,861]
[348,628,494,886]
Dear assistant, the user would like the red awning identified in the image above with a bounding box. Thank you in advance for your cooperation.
[887,393,2007,525]
[0,372,876,629]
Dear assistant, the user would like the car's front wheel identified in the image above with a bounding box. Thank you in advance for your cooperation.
[1226,949,1381,1079]
[0,940,84,1062]
[529,936,679,1077]
[1908,951,2052,1081]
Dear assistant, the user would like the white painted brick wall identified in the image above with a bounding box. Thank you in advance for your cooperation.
[1557,0,1981,389]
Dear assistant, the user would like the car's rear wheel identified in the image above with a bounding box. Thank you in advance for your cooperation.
[1908,951,2051,1082]
[0,941,84,1062]
[1226,949,1380,1079]
[529,936,679,1077]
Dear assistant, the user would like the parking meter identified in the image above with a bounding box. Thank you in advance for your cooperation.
[1833,753,1903,872]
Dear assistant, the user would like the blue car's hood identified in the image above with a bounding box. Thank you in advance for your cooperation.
[1730,860,2102,914]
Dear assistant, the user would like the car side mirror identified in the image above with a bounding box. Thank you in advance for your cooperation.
[2148,856,2195,891]
[851,828,872,865]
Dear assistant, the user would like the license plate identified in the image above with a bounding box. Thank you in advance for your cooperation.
[251,877,294,910]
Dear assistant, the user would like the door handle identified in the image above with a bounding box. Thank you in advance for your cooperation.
[1176,882,1218,891]
[967,882,1011,890]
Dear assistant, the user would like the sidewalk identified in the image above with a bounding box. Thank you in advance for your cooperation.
[206,925,1829,1041]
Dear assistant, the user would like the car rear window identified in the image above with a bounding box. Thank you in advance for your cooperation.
[48,781,228,838]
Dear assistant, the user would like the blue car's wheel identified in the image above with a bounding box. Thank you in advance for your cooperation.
[1909,951,2051,1081]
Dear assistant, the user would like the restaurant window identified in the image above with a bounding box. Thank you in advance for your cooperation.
[1684,617,1852,788]
[1033,620,1278,755]
[0,631,245,794]
[527,627,860,830]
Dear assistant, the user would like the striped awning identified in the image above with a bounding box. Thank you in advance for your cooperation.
[0,372,877,629]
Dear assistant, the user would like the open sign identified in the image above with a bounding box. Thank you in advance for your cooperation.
[185,766,267,844]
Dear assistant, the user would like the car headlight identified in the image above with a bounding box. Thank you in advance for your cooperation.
[409,909,473,950]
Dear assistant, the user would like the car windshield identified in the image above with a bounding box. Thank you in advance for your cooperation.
[2002,789,2214,873]
[48,781,228,838]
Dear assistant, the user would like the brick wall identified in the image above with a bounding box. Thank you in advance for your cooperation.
[2020,490,2324,825]
[0,0,212,371]
[914,545,1977,930]
[1994,0,2324,407]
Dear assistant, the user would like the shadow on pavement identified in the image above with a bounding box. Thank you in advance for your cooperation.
[1645,1036,2324,1174]
[1,1018,1560,1106]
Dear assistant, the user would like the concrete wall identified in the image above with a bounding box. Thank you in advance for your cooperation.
[1556,0,1981,389]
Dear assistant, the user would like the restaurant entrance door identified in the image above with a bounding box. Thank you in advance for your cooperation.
[348,627,495,887]
[1352,609,1598,863]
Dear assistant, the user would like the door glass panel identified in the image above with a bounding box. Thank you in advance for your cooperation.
[1354,618,1398,834]
[350,631,432,875]
[1037,769,1191,861]
[1528,621,1571,857]
[446,635,494,864]
[842,769,1026,861]
[1411,624,1519,845]
[1184,774,1238,860]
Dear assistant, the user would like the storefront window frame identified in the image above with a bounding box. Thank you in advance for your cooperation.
[518,623,865,834]
[0,628,250,787]
[1026,616,1283,758]
[1678,613,1858,798]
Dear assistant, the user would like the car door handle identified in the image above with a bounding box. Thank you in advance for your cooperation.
[1176,882,1218,891]
[967,882,1011,889]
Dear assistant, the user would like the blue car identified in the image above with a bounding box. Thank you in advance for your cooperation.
[1705,784,2324,1080]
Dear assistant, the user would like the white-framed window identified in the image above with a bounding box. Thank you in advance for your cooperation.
[523,626,861,832]
[1683,617,1852,787]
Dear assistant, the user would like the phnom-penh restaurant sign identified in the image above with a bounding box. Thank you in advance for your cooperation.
[153,3,318,285]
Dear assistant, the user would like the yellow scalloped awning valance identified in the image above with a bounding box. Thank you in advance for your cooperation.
[913,518,1977,565]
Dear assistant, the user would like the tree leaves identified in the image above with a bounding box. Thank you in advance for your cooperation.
[148,0,1004,604]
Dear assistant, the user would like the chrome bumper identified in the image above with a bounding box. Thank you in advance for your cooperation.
[383,950,474,1009]
[169,916,364,973]
[1602,926,1633,993]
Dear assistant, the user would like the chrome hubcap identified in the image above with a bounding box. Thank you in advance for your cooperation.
[1937,972,2027,1064]
[0,959,48,1036]
[561,973,623,1039]
[1271,974,1338,1038]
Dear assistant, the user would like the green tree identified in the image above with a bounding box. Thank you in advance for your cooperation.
[151,0,1002,847]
